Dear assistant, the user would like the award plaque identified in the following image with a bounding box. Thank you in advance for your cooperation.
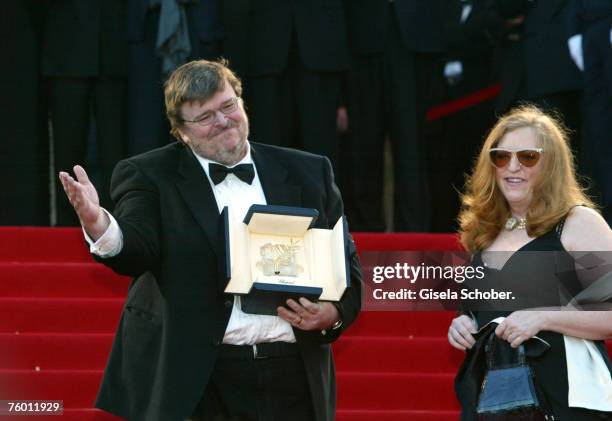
[222,205,350,315]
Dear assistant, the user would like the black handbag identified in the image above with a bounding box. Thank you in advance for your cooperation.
[477,334,553,420]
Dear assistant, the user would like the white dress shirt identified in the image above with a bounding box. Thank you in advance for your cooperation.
[85,143,296,345]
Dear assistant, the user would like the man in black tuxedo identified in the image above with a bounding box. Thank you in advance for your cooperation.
[42,0,128,226]
[344,0,445,232]
[1,1,48,225]
[494,0,583,157]
[429,0,502,232]
[566,0,612,226]
[59,60,362,421]
[242,0,349,169]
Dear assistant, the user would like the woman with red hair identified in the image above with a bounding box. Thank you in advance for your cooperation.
[448,105,612,419]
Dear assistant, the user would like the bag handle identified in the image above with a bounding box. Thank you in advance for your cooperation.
[485,331,526,369]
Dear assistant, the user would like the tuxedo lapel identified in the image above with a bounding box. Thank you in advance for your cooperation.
[175,147,222,259]
[175,143,301,294]
[251,143,301,207]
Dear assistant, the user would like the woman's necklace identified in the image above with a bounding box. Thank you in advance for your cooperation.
[505,216,527,231]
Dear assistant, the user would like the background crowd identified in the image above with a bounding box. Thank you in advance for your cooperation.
[2,0,611,231]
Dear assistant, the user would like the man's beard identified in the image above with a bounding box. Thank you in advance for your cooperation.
[193,119,249,165]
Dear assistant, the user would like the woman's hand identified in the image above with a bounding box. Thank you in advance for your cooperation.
[448,315,477,351]
[495,311,546,348]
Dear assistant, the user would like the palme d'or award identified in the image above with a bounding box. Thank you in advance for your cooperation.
[221,205,350,315]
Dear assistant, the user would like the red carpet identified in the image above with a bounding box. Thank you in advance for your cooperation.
[6,228,606,420]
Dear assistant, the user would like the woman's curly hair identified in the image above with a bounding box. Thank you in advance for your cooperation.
[458,105,595,253]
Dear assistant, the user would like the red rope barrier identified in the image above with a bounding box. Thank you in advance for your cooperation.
[426,83,501,121]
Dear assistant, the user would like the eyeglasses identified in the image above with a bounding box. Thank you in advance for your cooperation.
[489,148,543,168]
[181,97,240,126]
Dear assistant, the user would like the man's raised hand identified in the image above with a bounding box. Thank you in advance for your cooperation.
[58,165,109,240]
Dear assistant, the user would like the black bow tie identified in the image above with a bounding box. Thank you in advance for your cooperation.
[209,163,255,185]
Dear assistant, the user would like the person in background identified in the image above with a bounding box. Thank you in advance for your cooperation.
[429,0,502,232]
[494,0,584,167]
[343,0,445,232]
[240,0,348,172]
[126,0,225,156]
[566,0,612,227]
[42,0,128,226]
[1,1,49,225]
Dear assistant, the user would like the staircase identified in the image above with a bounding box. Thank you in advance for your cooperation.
[0,228,468,420]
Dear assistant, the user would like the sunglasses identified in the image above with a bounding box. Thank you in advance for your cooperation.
[489,148,543,168]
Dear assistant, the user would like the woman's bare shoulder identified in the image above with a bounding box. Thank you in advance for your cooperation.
[561,206,612,251]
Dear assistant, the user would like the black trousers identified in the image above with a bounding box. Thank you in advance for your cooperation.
[427,59,497,233]
[244,38,342,171]
[0,1,49,225]
[49,76,126,226]
[344,5,434,232]
[190,343,314,421]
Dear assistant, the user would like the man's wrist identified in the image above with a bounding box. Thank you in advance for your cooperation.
[85,208,110,241]
[321,302,343,336]
[331,302,343,326]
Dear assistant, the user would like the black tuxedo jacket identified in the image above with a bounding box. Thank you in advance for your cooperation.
[496,0,583,110]
[442,0,503,62]
[94,142,362,421]
[244,0,349,76]
[41,0,127,77]
[565,0,612,35]
[345,0,445,55]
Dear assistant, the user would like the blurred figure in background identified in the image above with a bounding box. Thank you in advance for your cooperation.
[126,0,225,155]
[344,0,444,232]
[494,0,584,165]
[429,0,503,232]
[42,0,128,226]
[241,0,348,171]
[566,0,612,226]
[1,1,49,225]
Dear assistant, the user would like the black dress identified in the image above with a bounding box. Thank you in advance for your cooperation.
[460,221,612,420]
